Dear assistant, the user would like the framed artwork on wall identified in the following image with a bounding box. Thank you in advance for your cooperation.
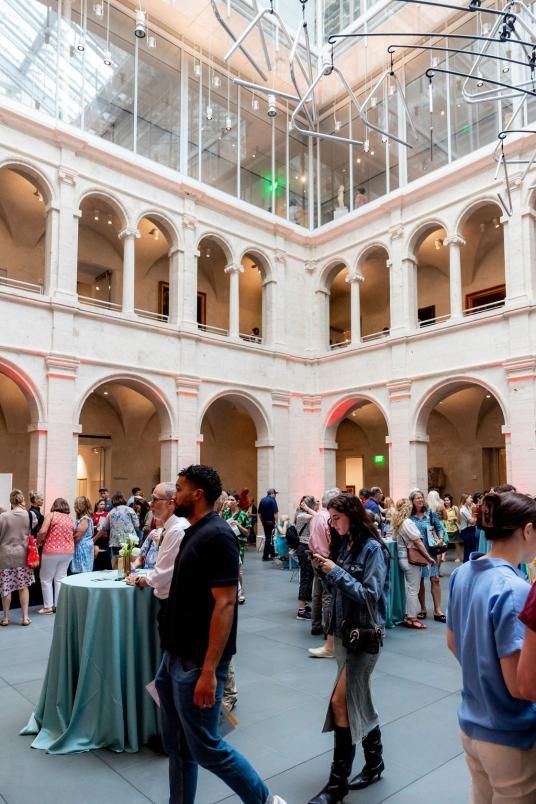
[465,284,505,311]
[345,485,356,494]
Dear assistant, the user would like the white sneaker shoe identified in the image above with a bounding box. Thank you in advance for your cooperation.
[308,645,335,658]
[269,797,288,804]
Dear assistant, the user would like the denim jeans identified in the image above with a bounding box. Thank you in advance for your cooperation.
[155,651,270,804]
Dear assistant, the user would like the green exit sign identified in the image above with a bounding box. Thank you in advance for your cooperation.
[373,455,385,465]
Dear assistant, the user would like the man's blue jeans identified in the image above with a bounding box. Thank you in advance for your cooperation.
[155,651,270,804]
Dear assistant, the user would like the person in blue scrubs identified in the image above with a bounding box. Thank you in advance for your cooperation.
[447,491,536,803]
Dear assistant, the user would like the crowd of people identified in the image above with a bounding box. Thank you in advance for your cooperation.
[0,470,535,804]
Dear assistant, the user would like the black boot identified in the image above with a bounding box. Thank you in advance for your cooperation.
[349,725,384,790]
[308,727,355,804]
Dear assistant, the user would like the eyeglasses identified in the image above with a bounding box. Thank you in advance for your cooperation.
[151,495,169,503]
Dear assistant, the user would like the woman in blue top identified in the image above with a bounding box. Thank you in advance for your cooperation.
[409,489,446,622]
[447,491,536,802]
[309,493,389,804]
[71,496,95,574]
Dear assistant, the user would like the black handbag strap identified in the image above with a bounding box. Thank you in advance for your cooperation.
[361,590,380,630]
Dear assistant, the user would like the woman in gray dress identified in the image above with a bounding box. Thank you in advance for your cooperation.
[309,493,389,804]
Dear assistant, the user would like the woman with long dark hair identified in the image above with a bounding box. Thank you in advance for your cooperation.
[447,492,536,801]
[308,493,390,804]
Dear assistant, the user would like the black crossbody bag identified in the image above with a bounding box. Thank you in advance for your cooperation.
[341,591,384,655]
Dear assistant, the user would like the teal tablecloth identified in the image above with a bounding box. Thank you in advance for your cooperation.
[384,540,406,627]
[21,571,161,754]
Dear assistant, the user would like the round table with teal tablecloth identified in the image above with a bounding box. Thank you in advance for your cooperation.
[383,540,406,627]
[20,571,161,754]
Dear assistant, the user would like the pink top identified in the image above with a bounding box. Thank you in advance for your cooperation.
[308,508,331,557]
[43,512,74,555]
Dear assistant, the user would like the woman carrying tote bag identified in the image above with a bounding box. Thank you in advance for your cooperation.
[392,498,435,630]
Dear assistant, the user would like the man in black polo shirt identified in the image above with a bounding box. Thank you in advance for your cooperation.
[156,464,286,804]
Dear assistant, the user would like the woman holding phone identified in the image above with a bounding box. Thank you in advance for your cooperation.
[308,493,389,804]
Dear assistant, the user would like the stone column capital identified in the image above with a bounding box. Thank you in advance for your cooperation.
[182,214,198,231]
[118,227,140,240]
[224,263,244,275]
[304,260,317,273]
[444,234,466,247]
[389,224,404,241]
[345,271,364,284]
[58,166,78,185]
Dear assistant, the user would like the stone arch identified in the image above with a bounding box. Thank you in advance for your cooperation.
[324,392,390,443]
[77,189,129,230]
[0,357,44,423]
[196,231,234,265]
[413,375,508,436]
[355,241,391,270]
[135,210,181,251]
[454,197,504,234]
[199,389,272,443]
[238,247,272,282]
[0,158,55,206]
[318,258,351,293]
[406,217,450,259]
[76,373,175,435]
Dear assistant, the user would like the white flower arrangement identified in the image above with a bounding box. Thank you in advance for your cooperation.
[118,534,140,557]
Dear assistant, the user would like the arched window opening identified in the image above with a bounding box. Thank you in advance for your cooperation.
[239,254,264,343]
[201,397,258,501]
[415,226,449,326]
[0,167,46,294]
[329,264,351,349]
[334,401,389,494]
[77,197,124,311]
[78,382,164,503]
[359,247,390,341]
[423,384,506,502]
[197,237,229,336]
[0,371,32,497]
[135,216,170,322]
[460,204,505,316]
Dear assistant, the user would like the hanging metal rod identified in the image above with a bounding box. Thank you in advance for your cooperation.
[426,65,536,96]
[234,78,301,103]
[387,42,536,70]
[328,31,536,49]
[394,0,517,21]
[210,0,269,82]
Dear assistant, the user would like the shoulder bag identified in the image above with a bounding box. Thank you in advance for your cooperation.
[26,511,40,569]
[341,591,384,655]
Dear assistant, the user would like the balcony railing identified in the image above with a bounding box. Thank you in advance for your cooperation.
[0,275,44,294]
[135,308,169,323]
[418,313,450,328]
[78,295,122,312]
[463,299,505,317]
[240,332,262,344]
[197,323,229,337]
[361,329,390,342]
[330,339,351,350]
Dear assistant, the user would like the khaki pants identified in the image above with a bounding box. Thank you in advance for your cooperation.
[461,731,536,804]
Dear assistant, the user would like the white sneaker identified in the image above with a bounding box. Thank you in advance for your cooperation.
[269,797,288,804]
[308,645,335,658]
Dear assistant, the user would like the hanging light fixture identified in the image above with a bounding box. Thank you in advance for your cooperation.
[94,209,100,221]
[76,0,87,51]
[224,73,232,131]
[135,7,146,38]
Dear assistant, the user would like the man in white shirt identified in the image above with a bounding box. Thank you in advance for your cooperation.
[126,482,188,615]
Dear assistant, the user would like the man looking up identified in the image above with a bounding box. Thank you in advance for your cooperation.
[156,464,286,804]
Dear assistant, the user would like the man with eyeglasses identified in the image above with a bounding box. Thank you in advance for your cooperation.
[126,482,188,639]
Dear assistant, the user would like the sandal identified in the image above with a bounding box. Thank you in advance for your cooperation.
[37,608,54,615]
[21,618,31,626]
[0,619,8,627]
[416,610,427,620]
[434,613,447,623]
[403,617,427,629]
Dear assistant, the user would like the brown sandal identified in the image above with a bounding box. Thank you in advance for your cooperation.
[403,617,427,630]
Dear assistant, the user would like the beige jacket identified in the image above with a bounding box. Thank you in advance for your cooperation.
[0,508,33,570]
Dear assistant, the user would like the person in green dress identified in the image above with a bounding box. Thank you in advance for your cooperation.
[222,493,249,604]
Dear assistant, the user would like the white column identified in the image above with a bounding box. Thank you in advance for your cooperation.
[262,278,277,346]
[255,441,275,509]
[444,234,465,320]
[504,359,536,491]
[118,227,139,315]
[176,375,202,468]
[521,209,536,303]
[346,271,364,345]
[386,380,413,499]
[387,224,414,335]
[28,424,48,497]
[502,180,527,306]
[409,434,429,493]
[224,263,243,338]
[316,288,330,351]
[43,356,80,506]
[44,204,60,296]
[168,246,182,326]
[53,166,79,303]
[180,214,199,329]
[320,441,338,491]
[159,434,179,480]
[402,257,418,331]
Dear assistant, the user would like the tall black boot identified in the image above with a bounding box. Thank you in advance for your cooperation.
[348,725,384,790]
[308,727,355,804]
